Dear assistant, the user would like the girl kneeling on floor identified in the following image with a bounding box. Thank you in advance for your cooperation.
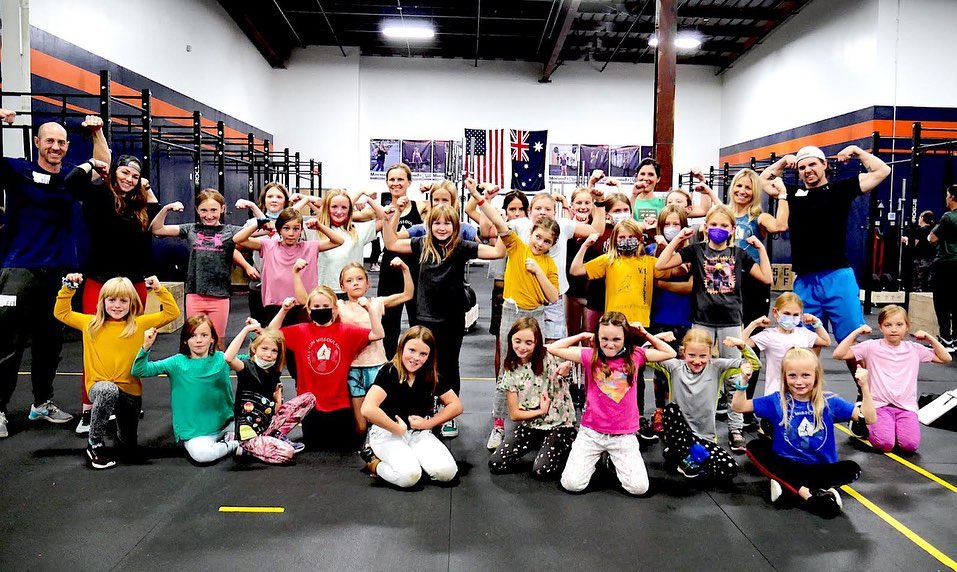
[360,326,463,488]
[489,317,577,480]
[547,312,676,495]
[132,316,236,464]
[732,348,876,518]
[54,274,180,470]
[225,320,316,463]
[649,329,761,482]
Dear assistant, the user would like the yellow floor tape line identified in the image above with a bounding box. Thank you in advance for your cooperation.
[835,423,957,493]
[841,485,957,570]
[219,507,285,513]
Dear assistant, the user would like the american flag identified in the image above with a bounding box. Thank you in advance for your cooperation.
[464,128,506,187]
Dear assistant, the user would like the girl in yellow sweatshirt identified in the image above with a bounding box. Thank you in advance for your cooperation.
[54,273,180,469]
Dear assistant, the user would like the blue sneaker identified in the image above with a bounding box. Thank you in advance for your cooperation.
[29,400,73,424]
[280,435,305,454]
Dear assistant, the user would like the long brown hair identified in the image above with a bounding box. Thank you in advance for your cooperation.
[589,312,643,384]
[391,326,439,391]
[107,155,150,231]
[503,316,546,376]
[179,315,219,357]
[421,204,461,265]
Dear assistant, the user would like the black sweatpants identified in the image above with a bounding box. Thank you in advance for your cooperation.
[745,438,861,496]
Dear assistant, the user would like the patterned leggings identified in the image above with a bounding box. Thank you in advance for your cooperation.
[240,392,316,464]
[661,403,738,481]
[488,425,577,480]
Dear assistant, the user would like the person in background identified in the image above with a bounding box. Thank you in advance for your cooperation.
[929,185,957,352]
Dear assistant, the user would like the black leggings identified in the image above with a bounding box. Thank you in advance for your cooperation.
[418,318,464,396]
[489,425,577,480]
[661,403,738,481]
[932,260,957,339]
[745,438,861,496]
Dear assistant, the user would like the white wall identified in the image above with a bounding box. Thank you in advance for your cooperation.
[720,0,881,147]
[887,0,957,107]
[29,0,275,133]
[349,57,721,190]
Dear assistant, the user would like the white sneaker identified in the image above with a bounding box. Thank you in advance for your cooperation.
[75,410,91,435]
[486,426,504,450]
[827,487,843,510]
[770,479,783,503]
[440,419,459,438]
[28,400,73,423]
[0,412,8,438]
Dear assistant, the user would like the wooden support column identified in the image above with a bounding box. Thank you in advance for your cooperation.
[653,0,676,190]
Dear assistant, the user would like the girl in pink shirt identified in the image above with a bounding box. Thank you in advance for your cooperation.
[832,305,951,452]
[547,312,675,495]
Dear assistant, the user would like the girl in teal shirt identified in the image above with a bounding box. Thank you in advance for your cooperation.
[131,315,236,463]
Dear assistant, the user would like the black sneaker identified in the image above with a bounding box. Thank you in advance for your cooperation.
[86,443,116,470]
[359,447,375,463]
[638,417,659,443]
[677,457,703,479]
[806,487,842,518]
[715,395,729,419]
[849,414,869,440]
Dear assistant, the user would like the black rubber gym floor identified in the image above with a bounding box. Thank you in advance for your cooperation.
[1,265,955,571]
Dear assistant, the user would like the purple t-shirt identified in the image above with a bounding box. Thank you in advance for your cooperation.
[580,347,646,435]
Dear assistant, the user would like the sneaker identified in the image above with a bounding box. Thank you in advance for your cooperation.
[638,417,659,443]
[486,426,505,450]
[359,447,375,463]
[806,487,842,518]
[849,414,869,440]
[677,458,703,479]
[28,400,73,424]
[86,443,116,470]
[441,419,459,438]
[0,412,8,438]
[279,435,305,454]
[715,395,728,419]
[75,410,91,435]
[729,431,746,453]
[769,479,783,503]
[651,408,664,434]
[941,337,956,353]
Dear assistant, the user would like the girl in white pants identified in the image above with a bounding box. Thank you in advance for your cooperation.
[361,326,463,488]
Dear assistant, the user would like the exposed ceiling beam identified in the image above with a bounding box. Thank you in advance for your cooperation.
[571,20,760,38]
[541,0,581,82]
[315,0,347,56]
[273,0,305,47]
[217,1,289,68]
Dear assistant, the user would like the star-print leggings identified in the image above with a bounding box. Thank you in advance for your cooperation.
[661,403,738,481]
[488,424,577,480]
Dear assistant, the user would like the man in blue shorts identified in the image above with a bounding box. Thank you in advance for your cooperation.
[761,144,890,345]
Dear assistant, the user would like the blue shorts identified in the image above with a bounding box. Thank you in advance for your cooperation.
[793,267,865,342]
[347,365,382,398]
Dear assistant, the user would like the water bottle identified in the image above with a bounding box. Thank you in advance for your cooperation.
[680,443,711,477]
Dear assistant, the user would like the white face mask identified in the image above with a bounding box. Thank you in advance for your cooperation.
[610,212,630,225]
[253,356,276,370]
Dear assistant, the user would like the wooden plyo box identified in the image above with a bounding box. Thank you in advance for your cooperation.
[144,282,185,334]
[771,264,794,292]
[909,292,939,336]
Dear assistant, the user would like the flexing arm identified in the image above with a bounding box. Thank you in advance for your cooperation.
[225,319,261,371]
[150,202,185,237]
[837,145,891,193]
[656,227,693,270]
[380,258,415,308]
[746,236,773,285]
[760,154,796,181]
[832,325,870,361]
[312,221,346,252]
[83,115,112,166]
[545,332,592,363]
[569,234,598,277]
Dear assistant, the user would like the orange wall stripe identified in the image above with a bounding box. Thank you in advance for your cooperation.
[30,49,264,146]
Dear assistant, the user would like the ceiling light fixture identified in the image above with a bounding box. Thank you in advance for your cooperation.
[382,23,435,40]
[647,31,702,50]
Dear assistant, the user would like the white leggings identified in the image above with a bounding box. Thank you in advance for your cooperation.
[368,425,457,488]
[560,426,649,495]
[183,424,237,464]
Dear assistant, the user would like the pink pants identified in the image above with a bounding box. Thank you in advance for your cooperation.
[241,392,316,464]
[868,405,920,453]
[185,294,230,342]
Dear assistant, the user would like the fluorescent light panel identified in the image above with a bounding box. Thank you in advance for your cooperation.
[648,32,702,50]
[382,23,435,40]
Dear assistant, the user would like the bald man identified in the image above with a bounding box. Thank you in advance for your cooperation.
[0,110,94,437]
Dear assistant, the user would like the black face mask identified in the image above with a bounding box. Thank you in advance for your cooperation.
[310,308,334,325]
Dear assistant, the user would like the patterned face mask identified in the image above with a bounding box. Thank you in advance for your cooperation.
[616,237,640,254]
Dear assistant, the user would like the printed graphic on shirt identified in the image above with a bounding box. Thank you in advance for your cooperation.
[703,253,737,294]
[635,207,657,222]
[237,390,275,440]
[595,368,630,403]
[194,232,225,252]
[783,407,828,454]
[306,336,342,374]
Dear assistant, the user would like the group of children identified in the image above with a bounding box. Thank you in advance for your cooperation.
[49,155,953,514]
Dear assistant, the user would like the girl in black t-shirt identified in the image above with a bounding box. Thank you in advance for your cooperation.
[224,320,316,463]
[360,326,462,488]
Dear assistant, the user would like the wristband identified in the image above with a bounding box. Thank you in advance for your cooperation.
[62,277,80,290]
[476,198,485,206]
[87,159,97,170]
[812,321,823,329]
[256,217,270,228]
[732,384,749,391]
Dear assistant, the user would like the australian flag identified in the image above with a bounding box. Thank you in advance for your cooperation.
[510,129,547,192]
